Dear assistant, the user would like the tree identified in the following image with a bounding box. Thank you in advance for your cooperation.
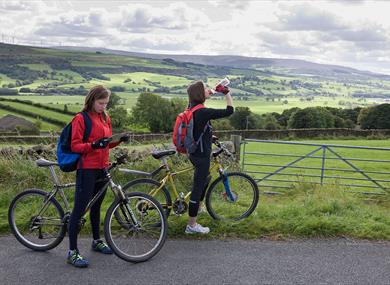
[263,114,281,130]
[288,107,335,129]
[358,104,390,129]
[131,92,186,133]
[229,107,252,129]
[212,118,234,130]
[278,107,300,127]
[111,86,126,92]
[107,93,122,110]
[109,107,131,129]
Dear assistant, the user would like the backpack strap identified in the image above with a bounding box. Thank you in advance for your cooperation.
[78,111,92,169]
[188,103,204,112]
[80,111,92,143]
[189,104,209,153]
[196,121,210,153]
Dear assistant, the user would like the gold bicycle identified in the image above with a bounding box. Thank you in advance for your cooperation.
[119,138,259,220]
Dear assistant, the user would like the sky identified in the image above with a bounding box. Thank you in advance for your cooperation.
[1,0,390,74]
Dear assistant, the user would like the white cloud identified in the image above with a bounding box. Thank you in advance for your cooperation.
[35,10,108,37]
[116,3,209,33]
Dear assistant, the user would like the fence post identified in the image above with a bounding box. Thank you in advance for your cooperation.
[230,135,241,162]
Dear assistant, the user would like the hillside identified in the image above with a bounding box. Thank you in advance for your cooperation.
[1,42,390,131]
[55,46,390,80]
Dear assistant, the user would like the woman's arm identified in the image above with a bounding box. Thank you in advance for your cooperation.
[202,90,234,120]
[224,91,233,107]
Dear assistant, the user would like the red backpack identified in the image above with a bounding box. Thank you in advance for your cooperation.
[172,104,207,154]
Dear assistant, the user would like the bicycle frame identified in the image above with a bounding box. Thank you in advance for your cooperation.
[36,163,131,224]
[146,155,227,204]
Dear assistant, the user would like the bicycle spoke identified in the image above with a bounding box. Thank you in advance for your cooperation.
[9,190,65,250]
[105,193,167,262]
[207,173,259,220]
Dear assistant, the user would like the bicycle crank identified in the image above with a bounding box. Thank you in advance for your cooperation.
[173,198,188,215]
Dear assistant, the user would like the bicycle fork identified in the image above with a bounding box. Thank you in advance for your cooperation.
[218,169,237,202]
[107,171,141,230]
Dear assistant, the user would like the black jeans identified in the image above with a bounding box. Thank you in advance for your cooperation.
[68,169,107,251]
[188,155,210,217]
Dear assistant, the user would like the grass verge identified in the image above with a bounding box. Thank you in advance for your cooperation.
[0,151,389,240]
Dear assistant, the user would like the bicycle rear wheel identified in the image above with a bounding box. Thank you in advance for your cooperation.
[205,172,259,220]
[104,192,167,263]
[8,189,66,251]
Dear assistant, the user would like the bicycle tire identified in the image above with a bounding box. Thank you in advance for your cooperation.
[122,178,172,217]
[8,189,66,251]
[205,172,259,220]
[104,192,167,263]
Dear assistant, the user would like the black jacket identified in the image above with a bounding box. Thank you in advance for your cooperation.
[191,104,234,157]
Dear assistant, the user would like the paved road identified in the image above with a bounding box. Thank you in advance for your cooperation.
[1,236,389,285]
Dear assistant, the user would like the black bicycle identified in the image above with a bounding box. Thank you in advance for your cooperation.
[8,153,167,263]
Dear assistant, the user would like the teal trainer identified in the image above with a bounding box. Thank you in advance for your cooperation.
[67,250,89,268]
[92,239,113,254]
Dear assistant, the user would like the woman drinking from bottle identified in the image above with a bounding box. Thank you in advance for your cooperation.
[185,80,234,234]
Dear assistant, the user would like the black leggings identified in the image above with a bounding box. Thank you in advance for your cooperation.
[188,155,211,217]
[69,169,107,251]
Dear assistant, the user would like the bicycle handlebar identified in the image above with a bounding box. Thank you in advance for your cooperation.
[107,153,128,172]
[212,138,232,158]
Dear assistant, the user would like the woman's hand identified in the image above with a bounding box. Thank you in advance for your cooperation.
[91,137,112,149]
[119,134,130,143]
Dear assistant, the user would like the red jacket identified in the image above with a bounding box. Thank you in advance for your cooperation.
[71,111,120,169]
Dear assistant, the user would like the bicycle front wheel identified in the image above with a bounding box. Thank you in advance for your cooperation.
[8,189,66,251]
[205,172,259,220]
[104,192,167,263]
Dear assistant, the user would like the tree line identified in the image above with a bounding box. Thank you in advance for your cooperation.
[125,93,390,133]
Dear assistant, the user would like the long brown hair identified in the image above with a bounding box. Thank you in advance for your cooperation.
[82,85,111,121]
[187,80,205,105]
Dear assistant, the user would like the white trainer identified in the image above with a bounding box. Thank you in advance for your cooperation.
[185,223,210,234]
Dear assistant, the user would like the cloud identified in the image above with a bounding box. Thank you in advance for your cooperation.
[33,9,109,38]
[330,26,387,42]
[117,3,209,33]
[0,1,32,11]
[274,3,346,31]
[1,0,390,74]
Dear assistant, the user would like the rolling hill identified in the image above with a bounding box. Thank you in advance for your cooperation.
[1,42,390,131]
[55,46,390,80]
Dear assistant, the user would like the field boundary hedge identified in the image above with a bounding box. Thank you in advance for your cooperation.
[2,128,390,144]
[0,103,65,127]
[0,97,76,116]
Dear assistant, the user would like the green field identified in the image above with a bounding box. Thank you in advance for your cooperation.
[0,101,73,123]
[0,109,60,130]
[18,63,53,71]
[1,93,378,116]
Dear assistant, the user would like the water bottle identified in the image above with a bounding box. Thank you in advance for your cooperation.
[217,77,230,87]
[215,77,230,94]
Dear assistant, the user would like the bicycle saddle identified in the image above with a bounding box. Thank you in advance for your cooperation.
[36,158,59,167]
[151,150,176,160]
